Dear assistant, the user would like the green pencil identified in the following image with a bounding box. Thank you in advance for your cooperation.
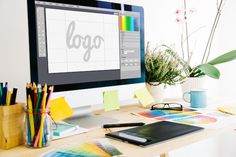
[34,85,41,122]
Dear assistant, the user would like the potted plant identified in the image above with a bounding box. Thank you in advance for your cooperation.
[177,0,236,93]
[145,43,185,102]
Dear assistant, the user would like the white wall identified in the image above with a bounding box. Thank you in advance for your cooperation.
[216,0,236,100]
[0,0,30,101]
[1,0,236,156]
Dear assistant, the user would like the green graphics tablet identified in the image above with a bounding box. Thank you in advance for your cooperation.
[106,121,204,146]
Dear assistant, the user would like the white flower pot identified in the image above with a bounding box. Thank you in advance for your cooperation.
[146,83,165,103]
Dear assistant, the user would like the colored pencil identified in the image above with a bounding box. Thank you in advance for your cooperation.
[38,84,47,147]
[27,95,35,141]
[6,90,12,106]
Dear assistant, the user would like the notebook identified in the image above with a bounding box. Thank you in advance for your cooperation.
[106,121,204,146]
[53,122,78,136]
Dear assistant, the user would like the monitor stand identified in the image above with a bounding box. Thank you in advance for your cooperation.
[64,105,118,128]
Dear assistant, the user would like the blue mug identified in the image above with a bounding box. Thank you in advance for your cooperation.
[183,90,207,108]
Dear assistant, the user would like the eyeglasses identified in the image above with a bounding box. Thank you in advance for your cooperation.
[151,103,183,111]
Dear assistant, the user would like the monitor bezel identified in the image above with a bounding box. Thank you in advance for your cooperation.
[27,0,145,92]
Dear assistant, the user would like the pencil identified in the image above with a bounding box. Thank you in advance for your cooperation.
[27,95,35,142]
[46,86,53,109]
[34,85,41,122]
[38,84,47,147]
[44,85,53,146]
[27,116,32,145]
[33,131,40,147]
[6,90,12,106]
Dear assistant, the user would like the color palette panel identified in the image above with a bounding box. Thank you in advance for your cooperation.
[174,115,217,125]
[120,15,138,31]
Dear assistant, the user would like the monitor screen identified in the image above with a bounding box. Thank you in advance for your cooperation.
[27,0,145,92]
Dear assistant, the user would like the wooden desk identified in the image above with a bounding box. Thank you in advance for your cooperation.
[1,105,236,157]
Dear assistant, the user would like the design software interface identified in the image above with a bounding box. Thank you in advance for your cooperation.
[35,1,141,85]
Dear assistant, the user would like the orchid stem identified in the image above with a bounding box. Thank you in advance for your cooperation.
[201,0,224,64]
[184,0,190,61]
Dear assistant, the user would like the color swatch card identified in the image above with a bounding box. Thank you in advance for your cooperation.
[181,112,236,128]
[134,87,155,107]
[40,139,123,157]
[173,115,217,125]
[138,108,199,121]
[137,108,236,128]
[103,90,120,112]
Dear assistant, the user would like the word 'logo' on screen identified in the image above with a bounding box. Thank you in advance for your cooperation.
[66,21,104,62]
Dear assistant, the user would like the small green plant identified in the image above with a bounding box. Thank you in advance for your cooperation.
[145,43,185,86]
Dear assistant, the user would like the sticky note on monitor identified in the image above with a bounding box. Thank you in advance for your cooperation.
[103,90,120,112]
[134,87,155,107]
[49,97,73,121]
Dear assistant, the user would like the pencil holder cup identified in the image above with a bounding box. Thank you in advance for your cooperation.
[24,107,52,148]
[0,103,24,149]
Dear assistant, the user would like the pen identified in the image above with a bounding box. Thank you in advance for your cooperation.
[2,84,8,105]
[0,83,3,105]
[10,88,17,105]
[103,122,145,128]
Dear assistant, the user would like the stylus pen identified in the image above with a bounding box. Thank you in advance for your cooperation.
[103,122,145,128]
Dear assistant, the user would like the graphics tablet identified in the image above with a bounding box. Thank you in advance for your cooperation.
[105,121,204,146]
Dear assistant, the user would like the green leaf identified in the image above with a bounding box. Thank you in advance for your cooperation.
[197,64,220,79]
[208,50,236,65]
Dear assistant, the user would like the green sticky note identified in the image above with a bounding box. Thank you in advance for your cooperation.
[134,87,155,107]
[103,90,120,111]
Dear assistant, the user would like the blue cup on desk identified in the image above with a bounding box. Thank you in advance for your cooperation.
[183,89,207,108]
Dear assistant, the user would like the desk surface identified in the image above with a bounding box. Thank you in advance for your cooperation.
[1,104,236,157]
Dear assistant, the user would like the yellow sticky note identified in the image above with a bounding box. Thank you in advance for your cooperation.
[134,87,155,107]
[49,97,73,121]
[103,90,120,112]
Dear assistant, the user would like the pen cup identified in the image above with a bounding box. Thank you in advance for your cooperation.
[0,103,24,149]
[24,107,52,148]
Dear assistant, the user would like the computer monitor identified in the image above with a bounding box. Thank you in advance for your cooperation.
[27,0,145,109]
